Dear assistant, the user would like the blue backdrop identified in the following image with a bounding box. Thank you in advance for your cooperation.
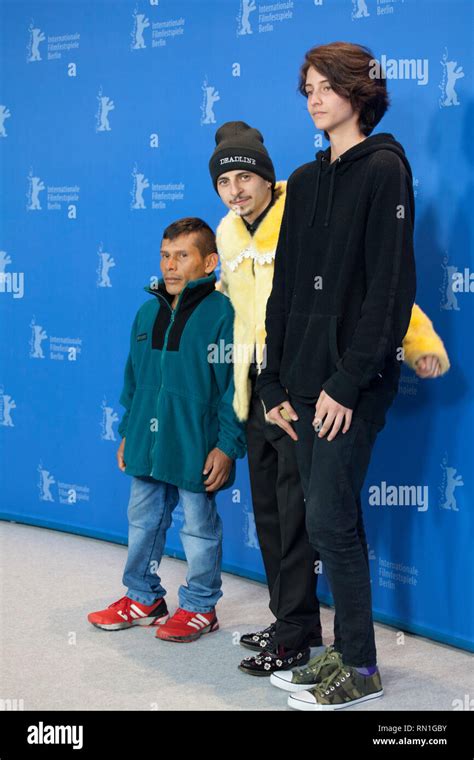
[1,0,472,652]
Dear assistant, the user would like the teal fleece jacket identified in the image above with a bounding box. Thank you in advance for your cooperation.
[117,272,247,492]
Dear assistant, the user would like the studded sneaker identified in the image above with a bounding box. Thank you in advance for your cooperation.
[239,644,310,676]
[239,622,277,652]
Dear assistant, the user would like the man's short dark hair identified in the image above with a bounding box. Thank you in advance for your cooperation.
[298,41,390,139]
[162,217,216,259]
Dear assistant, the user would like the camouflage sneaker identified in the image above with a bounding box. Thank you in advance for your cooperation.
[287,663,384,710]
[270,645,342,692]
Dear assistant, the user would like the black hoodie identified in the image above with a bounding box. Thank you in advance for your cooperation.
[256,132,417,427]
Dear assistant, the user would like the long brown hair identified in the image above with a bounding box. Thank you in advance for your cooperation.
[298,42,390,138]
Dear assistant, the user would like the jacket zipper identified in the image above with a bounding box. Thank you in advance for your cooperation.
[149,291,184,477]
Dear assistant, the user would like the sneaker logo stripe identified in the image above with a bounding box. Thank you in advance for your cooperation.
[130,604,147,617]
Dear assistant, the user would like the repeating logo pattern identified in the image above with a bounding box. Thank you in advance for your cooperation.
[0,0,470,650]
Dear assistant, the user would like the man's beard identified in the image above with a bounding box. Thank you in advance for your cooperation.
[231,200,250,217]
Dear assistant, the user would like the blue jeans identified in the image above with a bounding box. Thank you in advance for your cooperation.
[122,476,223,612]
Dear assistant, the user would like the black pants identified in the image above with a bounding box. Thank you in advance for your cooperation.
[290,396,383,667]
[246,368,322,649]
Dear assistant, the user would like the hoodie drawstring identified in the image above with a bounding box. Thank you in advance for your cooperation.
[324,159,339,227]
[308,159,322,227]
[308,156,340,228]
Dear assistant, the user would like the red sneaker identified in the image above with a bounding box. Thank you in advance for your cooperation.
[155,607,219,642]
[88,595,169,630]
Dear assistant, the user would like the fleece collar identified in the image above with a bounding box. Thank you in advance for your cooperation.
[143,272,217,310]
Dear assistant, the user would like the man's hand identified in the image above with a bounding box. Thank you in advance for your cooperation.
[117,437,126,471]
[203,447,233,492]
[415,354,441,378]
[266,401,299,441]
[314,389,353,441]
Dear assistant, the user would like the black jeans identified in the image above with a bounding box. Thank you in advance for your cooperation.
[290,396,383,668]
[246,368,322,649]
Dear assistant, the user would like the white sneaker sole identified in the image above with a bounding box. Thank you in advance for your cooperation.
[90,613,169,631]
[156,621,219,643]
[270,672,320,692]
[288,688,384,711]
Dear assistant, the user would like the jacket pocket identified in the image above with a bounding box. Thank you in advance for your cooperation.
[281,312,340,397]
[158,391,212,485]
[123,386,156,469]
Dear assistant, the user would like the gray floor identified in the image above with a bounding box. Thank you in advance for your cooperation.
[0,521,472,711]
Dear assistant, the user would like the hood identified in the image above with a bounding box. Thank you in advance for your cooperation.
[308,132,412,228]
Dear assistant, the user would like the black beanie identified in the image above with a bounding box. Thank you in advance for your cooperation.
[209,121,275,192]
